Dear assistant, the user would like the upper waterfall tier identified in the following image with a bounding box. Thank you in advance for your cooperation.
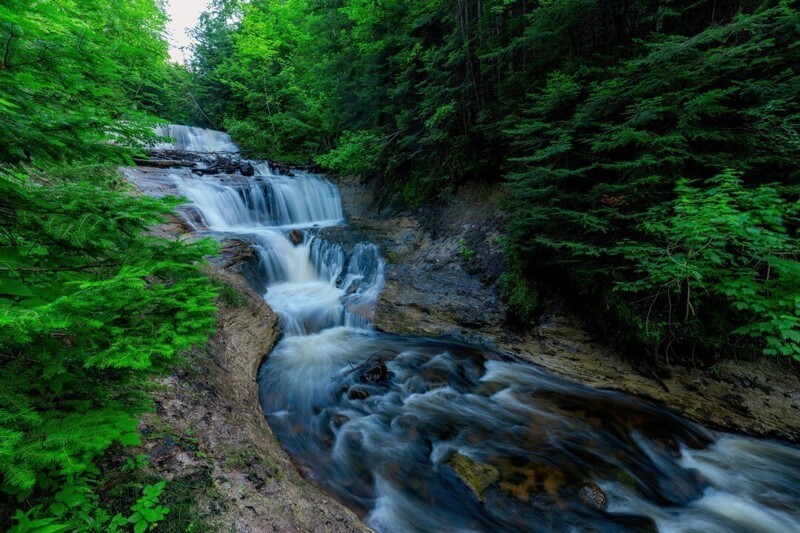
[154,125,240,153]
[172,168,345,231]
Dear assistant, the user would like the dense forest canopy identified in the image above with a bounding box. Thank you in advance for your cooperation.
[182,0,799,362]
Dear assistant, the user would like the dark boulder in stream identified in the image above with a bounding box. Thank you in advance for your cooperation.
[358,361,392,384]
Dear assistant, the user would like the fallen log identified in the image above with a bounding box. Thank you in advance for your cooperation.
[134,158,197,168]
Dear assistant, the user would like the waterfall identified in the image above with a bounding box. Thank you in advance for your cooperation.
[155,124,239,153]
[160,126,800,533]
[167,159,381,336]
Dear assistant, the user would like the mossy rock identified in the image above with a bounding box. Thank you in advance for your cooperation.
[445,452,500,501]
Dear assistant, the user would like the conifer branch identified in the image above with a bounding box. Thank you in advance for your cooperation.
[0,262,122,273]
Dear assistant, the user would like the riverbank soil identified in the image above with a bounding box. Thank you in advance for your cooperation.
[126,168,369,532]
[336,175,800,443]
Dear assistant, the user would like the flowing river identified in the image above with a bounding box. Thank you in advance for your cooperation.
[159,126,800,533]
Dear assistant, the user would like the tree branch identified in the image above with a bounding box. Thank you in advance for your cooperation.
[1,261,122,273]
[2,25,15,69]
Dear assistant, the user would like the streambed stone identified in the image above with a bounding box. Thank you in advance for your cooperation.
[577,481,607,511]
[444,452,500,501]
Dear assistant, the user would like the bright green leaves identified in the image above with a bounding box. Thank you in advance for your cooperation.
[0,167,218,515]
[188,0,332,160]
[315,130,385,176]
[0,0,169,164]
[122,481,170,533]
[0,0,217,528]
[614,171,800,359]
[11,475,171,533]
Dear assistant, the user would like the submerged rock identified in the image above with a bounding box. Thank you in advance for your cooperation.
[288,229,304,245]
[445,452,500,501]
[359,361,391,384]
[347,387,370,400]
[577,481,607,511]
[331,414,349,428]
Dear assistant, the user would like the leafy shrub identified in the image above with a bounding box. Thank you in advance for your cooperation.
[112,481,170,533]
[614,171,799,359]
[457,239,476,261]
[315,130,384,176]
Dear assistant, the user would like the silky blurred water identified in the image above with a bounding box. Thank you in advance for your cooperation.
[154,124,239,153]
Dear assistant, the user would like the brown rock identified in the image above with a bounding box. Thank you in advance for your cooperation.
[348,387,370,400]
[332,414,350,427]
[360,362,390,384]
[577,482,607,511]
[289,230,304,245]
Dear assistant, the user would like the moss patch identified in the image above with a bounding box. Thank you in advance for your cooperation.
[446,453,499,501]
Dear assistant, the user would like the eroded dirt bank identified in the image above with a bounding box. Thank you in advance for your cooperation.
[336,175,800,443]
[128,168,369,532]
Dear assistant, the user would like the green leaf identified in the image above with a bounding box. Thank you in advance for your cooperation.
[119,433,141,446]
[0,279,34,297]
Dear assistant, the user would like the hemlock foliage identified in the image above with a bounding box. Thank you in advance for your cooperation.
[504,4,800,359]
[1,0,218,529]
[0,0,171,163]
[188,0,799,362]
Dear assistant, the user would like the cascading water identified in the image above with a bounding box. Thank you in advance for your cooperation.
[165,127,800,533]
[155,124,239,153]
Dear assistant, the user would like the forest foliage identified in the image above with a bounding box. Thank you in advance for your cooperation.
[184,0,799,362]
[1,0,218,529]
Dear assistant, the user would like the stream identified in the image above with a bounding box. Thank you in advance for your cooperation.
[160,126,800,533]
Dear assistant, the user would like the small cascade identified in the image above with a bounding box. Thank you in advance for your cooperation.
[173,172,344,231]
[160,126,800,533]
[155,124,239,153]
[265,174,345,228]
[167,160,381,336]
[341,243,386,329]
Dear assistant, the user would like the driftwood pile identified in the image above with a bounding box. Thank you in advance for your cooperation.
[135,149,254,176]
[134,149,325,177]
